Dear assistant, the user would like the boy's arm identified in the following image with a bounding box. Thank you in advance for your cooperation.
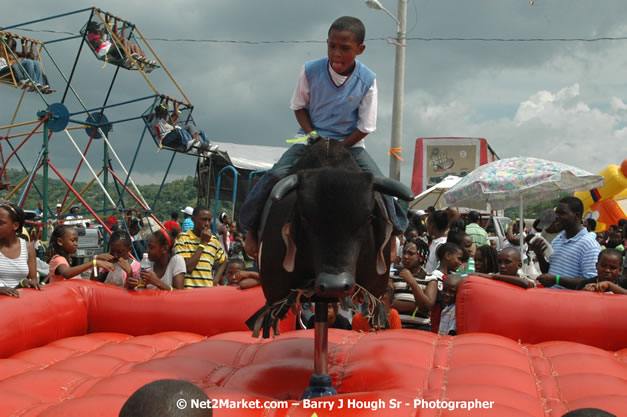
[294,109,313,134]
[342,129,368,148]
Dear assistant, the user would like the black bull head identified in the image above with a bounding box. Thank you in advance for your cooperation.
[258,167,413,304]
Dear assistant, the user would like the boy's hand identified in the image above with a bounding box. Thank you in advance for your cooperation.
[0,287,20,297]
[597,281,613,293]
[126,276,140,289]
[96,253,115,263]
[96,260,114,272]
[117,257,132,275]
[536,274,556,287]
[398,269,414,283]
[582,283,598,292]
[21,279,43,291]
[140,270,159,285]
[200,227,212,245]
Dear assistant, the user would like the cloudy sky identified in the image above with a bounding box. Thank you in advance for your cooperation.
[2,0,627,191]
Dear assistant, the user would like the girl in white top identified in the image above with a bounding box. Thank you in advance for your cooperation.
[131,229,185,290]
[0,201,42,297]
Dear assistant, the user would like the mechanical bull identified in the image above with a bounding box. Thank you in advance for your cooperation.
[247,138,413,338]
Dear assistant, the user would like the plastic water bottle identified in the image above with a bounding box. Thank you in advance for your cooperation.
[140,253,151,272]
[138,253,151,287]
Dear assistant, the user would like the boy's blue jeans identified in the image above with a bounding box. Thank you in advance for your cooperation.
[240,143,408,235]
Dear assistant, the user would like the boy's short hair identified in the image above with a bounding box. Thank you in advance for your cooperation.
[598,248,622,263]
[561,408,616,417]
[559,196,584,217]
[329,16,366,44]
[120,379,212,417]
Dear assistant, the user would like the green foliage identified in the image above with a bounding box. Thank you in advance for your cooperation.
[503,192,570,220]
[0,169,199,222]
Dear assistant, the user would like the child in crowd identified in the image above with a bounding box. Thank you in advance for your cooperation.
[474,244,498,274]
[90,230,139,288]
[240,16,407,257]
[447,229,475,277]
[579,249,625,294]
[131,229,185,290]
[438,273,463,336]
[225,257,260,289]
[432,242,464,281]
[474,247,536,288]
[352,285,401,332]
[47,225,113,283]
[0,201,42,297]
[305,302,352,330]
[391,237,434,330]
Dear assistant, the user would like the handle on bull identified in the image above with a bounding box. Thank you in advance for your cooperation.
[213,165,238,234]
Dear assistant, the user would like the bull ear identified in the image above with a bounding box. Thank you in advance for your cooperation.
[281,222,297,272]
[271,175,298,202]
[372,176,414,201]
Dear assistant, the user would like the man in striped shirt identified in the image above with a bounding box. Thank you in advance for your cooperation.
[533,197,601,289]
[174,207,226,288]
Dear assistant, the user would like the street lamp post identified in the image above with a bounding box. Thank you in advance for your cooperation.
[365,0,407,181]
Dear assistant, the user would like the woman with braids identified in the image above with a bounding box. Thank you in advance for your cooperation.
[474,244,498,274]
[131,229,185,290]
[90,230,140,288]
[390,237,435,330]
[0,201,42,296]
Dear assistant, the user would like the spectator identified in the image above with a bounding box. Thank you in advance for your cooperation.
[181,206,194,232]
[465,210,488,246]
[584,218,597,237]
[475,247,535,289]
[216,212,231,253]
[47,224,112,283]
[119,379,212,417]
[306,302,352,330]
[175,207,227,288]
[34,201,43,217]
[90,230,139,288]
[425,209,450,273]
[532,197,602,289]
[352,285,401,331]
[474,244,498,274]
[135,229,185,290]
[390,237,432,330]
[225,257,260,289]
[0,201,42,296]
[578,249,624,293]
[164,211,181,237]
[447,229,475,277]
[64,205,85,227]
[438,273,463,336]
[561,408,616,417]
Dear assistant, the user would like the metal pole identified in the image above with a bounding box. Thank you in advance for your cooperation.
[313,301,329,375]
[43,122,49,241]
[389,0,407,181]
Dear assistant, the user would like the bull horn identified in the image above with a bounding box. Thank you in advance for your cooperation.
[270,174,299,202]
[372,176,414,201]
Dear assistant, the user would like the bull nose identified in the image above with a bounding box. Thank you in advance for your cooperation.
[315,272,355,298]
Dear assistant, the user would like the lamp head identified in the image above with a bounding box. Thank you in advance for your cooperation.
[365,0,384,10]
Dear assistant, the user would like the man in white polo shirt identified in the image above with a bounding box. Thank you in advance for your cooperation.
[532,196,601,289]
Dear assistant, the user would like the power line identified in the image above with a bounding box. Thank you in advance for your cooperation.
[9,27,627,44]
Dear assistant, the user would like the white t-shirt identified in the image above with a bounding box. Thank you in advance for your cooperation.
[425,236,447,274]
[289,63,377,148]
[145,254,186,289]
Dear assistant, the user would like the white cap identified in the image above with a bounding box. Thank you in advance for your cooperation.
[181,206,194,216]
[416,209,426,216]
[56,203,62,208]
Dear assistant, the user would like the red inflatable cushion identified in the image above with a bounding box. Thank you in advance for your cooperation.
[0,330,625,416]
